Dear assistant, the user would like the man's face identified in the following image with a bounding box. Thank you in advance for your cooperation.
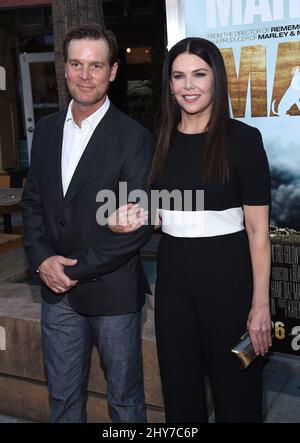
[65,38,118,109]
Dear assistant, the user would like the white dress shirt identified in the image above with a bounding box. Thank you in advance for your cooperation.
[61,96,110,196]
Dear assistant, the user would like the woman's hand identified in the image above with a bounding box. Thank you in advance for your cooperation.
[108,203,148,233]
[247,302,272,356]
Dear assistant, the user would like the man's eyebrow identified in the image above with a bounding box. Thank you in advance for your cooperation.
[68,58,104,64]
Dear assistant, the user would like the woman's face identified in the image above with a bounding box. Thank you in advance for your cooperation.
[170,52,214,119]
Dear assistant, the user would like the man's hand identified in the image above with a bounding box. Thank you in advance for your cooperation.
[108,203,148,233]
[38,256,78,294]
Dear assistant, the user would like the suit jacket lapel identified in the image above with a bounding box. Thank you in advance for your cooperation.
[59,104,117,211]
[50,109,67,205]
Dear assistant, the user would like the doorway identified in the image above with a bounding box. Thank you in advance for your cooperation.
[19,52,59,162]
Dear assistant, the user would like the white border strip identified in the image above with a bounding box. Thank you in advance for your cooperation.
[0,66,6,91]
[165,0,186,49]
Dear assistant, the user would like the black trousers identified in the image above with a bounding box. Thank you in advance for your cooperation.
[155,231,263,423]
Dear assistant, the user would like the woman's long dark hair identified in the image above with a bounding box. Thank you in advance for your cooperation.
[149,37,230,185]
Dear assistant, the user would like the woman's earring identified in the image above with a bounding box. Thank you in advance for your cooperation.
[171,90,176,102]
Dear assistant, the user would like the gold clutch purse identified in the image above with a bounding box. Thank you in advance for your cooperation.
[231,331,258,370]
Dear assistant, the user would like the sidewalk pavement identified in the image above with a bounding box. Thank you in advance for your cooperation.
[1,363,299,424]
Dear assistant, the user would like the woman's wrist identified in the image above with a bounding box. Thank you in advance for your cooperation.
[251,299,270,309]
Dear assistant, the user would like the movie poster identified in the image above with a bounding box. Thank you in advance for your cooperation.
[169,0,300,354]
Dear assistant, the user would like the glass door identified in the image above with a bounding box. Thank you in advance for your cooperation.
[19,52,59,162]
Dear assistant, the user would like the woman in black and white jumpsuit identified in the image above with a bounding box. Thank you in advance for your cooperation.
[109,37,272,423]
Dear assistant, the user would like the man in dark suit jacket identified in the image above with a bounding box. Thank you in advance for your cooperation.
[21,24,153,423]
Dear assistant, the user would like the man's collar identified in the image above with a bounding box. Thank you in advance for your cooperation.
[65,96,110,129]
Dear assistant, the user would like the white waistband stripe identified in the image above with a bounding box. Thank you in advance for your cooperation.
[159,207,244,238]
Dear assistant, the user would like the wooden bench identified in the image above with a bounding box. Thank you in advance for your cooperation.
[0,233,23,254]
